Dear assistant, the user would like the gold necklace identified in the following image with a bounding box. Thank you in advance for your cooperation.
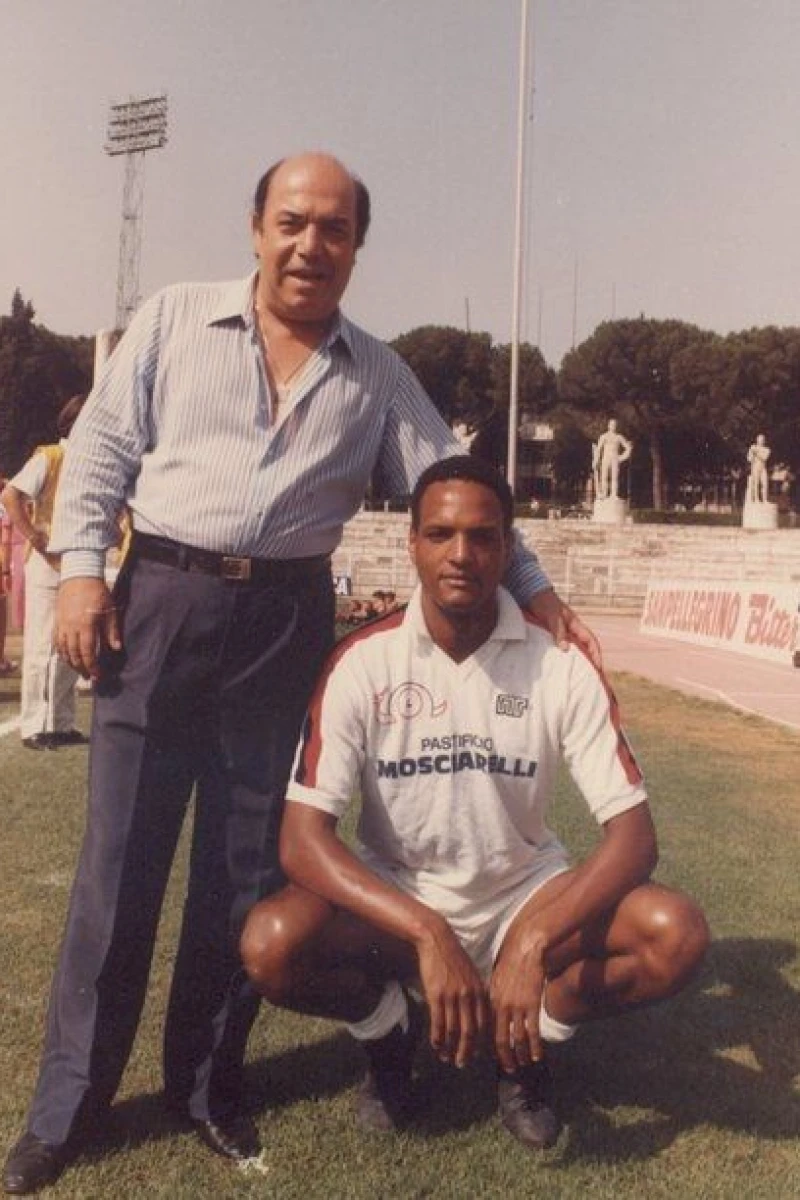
[254,304,311,388]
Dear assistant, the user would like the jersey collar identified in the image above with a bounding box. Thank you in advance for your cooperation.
[404,585,527,648]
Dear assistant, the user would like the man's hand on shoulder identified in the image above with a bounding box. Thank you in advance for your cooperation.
[56,577,122,680]
[526,588,602,670]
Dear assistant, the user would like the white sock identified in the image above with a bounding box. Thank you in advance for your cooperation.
[539,987,577,1043]
[346,980,409,1042]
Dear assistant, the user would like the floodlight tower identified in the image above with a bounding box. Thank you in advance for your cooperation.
[507,0,530,493]
[105,93,168,330]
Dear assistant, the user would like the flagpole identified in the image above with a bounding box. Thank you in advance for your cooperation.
[507,0,530,493]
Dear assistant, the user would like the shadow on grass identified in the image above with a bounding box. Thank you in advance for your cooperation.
[247,1025,362,1107]
[75,936,800,1166]
[556,936,800,1163]
[74,1026,359,1163]
[402,936,800,1151]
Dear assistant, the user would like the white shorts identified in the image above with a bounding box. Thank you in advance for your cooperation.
[454,859,570,979]
[365,848,571,980]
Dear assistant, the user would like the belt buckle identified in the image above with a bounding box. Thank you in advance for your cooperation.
[221,555,252,581]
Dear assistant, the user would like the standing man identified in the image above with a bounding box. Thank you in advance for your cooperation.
[241,456,709,1150]
[0,397,88,749]
[4,153,593,1194]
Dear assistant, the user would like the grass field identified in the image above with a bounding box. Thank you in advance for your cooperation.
[1,672,798,1199]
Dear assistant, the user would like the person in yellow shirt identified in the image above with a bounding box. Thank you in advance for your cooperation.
[0,396,87,748]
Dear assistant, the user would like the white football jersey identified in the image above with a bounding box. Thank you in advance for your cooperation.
[287,586,647,932]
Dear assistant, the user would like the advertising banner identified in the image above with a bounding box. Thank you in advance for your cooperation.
[640,580,800,666]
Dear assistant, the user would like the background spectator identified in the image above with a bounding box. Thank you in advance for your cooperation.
[0,396,88,748]
[0,484,15,675]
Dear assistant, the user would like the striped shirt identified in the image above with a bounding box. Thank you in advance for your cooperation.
[51,273,548,598]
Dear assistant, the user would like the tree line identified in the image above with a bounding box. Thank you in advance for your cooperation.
[392,319,799,510]
[1,291,797,510]
[0,291,93,479]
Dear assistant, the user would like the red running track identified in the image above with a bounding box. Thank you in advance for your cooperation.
[587,613,800,735]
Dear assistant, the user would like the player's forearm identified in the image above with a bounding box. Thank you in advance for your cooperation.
[509,806,657,967]
[280,807,452,953]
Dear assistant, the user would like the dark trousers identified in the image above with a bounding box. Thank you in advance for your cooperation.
[27,553,335,1144]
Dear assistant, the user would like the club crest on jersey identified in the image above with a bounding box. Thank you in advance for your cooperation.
[495,693,529,718]
[374,683,448,724]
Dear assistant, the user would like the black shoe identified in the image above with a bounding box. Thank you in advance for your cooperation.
[497,1059,561,1150]
[21,735,56,751]
[356,993,422,1132]
[3,1132,67,1194]
[193,1115,260,1162]
[49,730,89,746]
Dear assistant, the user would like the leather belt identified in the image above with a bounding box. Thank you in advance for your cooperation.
[131,532,330,584]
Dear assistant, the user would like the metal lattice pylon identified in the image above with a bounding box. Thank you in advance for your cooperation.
[105,94,168,330]
[115,151,146,330]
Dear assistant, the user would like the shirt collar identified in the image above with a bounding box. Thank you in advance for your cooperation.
[404,584,526,647]
[208,271,355,358]
[208,273,259,325]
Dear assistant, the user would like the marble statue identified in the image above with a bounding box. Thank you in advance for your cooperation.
[592,418,632,499]
[452,421,478,452]
[746,434,771,504]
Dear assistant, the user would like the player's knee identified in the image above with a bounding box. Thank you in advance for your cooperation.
[634,889,710,996]
[240,900,300,1003]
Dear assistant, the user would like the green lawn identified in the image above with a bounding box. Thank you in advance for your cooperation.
[1,675,798,1198]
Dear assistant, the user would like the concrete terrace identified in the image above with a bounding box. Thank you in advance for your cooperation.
[333,513,800,612]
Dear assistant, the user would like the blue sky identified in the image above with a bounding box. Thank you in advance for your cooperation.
[2,0,800,365]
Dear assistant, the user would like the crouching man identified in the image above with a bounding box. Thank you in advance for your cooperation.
[241,456,709,1150]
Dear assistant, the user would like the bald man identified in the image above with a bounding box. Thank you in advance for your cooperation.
[5,153,596,1194]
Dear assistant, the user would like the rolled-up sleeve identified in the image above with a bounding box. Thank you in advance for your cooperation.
[50,294,162,579]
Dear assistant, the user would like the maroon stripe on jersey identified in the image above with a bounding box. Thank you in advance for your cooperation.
[294,607,406,787]
[521,609,643,786]
[595,670,643,786]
